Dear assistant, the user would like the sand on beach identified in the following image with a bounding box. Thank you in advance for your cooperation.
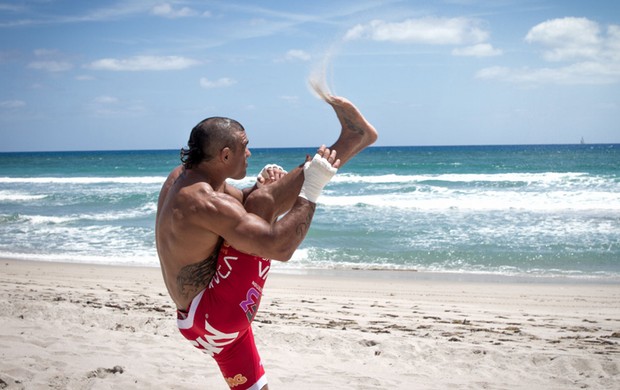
[0,259,618,389]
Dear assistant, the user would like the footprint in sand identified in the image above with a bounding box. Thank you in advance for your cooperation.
[87,366,124,379]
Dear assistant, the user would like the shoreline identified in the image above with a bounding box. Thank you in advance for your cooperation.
[1,258,619,389]
[3,257,619,286]
[273,265,620,285]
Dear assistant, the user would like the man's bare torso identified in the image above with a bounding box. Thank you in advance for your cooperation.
[155,166,242,310]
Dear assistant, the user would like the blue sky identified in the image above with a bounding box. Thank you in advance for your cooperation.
[1,0,619,152]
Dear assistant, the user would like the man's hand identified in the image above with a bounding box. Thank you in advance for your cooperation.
[256,164,287,188]
[316,144,340,169]
[298,145,339,203]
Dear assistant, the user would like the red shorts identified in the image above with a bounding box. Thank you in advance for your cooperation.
[177,242,271,390]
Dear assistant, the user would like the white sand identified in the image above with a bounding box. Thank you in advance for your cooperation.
[1,259,618,389]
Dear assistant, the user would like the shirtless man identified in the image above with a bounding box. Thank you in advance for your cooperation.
[155,95,377,390]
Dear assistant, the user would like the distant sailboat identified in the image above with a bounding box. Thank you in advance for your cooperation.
[580,137,585,145]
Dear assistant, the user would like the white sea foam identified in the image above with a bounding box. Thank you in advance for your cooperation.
[225,172,613,192]
[23,215,74,224]
[331,172,605,186]
[318,186,620,211]
[0,250,159,267]
[227,177,257,189]
[77,202,157,222]
[6,202,157,227]
[0,172,605,188]
[0,190,47,202]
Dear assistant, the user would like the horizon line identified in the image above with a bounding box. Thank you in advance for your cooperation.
[0,142,618,154]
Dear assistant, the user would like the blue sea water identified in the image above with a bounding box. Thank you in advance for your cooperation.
[0,144,618,281]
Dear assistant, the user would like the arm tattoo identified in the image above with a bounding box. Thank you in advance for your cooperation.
[295,203,315,237]
[176,241,221,299]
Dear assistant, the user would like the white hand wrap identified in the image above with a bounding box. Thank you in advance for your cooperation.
[298,154,338,203]
[256,164,287,187]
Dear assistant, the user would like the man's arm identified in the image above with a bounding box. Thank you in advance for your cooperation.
[225,164,288,204]
[224,182,255,204]
[212,196,316,261]
[197,148,338,261]
[196,190,314,261]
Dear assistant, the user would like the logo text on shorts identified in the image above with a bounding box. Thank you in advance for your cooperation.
[239,287,261,322]
[226,373,248,388]
[190,317,239,356]
[208,256,238,288]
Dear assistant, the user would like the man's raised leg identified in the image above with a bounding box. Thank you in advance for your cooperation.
[245,95,377,220]
[326,96,378,167]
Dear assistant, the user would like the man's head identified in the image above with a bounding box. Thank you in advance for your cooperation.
[180,117,250,178]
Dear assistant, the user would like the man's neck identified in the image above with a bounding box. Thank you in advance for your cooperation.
[188,164,227,192]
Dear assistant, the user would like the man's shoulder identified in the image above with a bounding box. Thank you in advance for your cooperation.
[175,180,215,207]
[183,179,214,193]
[177,180,242,212]
[223,181,244,202]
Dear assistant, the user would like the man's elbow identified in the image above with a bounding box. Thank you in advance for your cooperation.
[272,243,296,262]
[274,250,294,262]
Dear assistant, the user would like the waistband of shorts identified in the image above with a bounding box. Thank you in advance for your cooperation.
[177,288,206,329]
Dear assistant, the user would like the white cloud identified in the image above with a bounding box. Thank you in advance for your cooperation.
[88,55,201,71]
[89,95,146,117]
[452,43,502,57]
[0,3,209,27]
[478,18,620,85]
[525,17,601,61]
[28,60,73,72]
[93,95,119,104]
[279,95,299,104]
[284,49,311,62]
[199,77,237,89]
[0,4,24,12]
[603,25,620,61]
[476,62,620,85]
[0,100,26,109]
[33,48,60,57]
[0,51,14,63]
[28,49,73,72]
[344,17,489,45]
[151,3,197,18]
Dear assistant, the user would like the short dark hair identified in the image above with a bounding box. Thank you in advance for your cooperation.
[180,117,245,169]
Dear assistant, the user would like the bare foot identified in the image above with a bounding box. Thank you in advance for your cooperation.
[327,95,378,167]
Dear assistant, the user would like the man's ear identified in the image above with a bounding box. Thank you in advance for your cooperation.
[220,147,231,163]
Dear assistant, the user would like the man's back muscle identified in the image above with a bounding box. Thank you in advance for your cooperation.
[156,167,223,309]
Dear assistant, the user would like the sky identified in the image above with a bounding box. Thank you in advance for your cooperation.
[0,0,619,152]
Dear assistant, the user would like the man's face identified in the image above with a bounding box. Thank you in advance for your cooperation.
[230,130,251,180]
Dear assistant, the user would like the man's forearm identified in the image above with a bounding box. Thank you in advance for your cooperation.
[291,197,316,238]
[270,197,316,260]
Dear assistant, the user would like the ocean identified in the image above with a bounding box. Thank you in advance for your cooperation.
[0,144,618,281]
